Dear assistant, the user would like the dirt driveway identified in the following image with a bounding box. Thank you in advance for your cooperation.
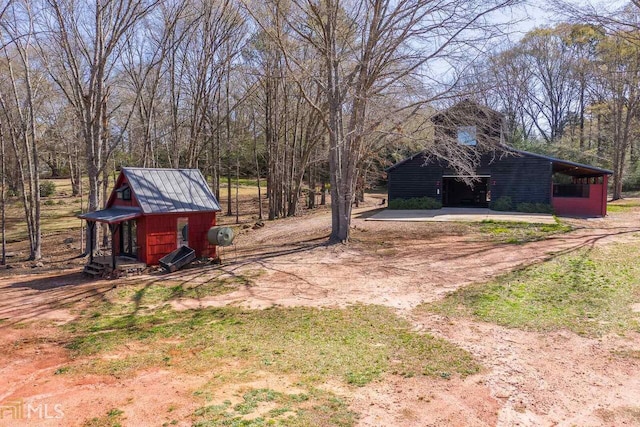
[170,207,640,312]
[1,204,640,426]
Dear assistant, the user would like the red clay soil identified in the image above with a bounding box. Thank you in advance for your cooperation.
[1,201,640,426]
[171,208,640,311]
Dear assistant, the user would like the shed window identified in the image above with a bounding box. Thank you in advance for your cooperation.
[116,185,131,201]
[457,126,477,146]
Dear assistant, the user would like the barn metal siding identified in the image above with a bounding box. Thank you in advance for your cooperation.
[388,155,443,202]
[489,155,552,205]
[388,152,553,205]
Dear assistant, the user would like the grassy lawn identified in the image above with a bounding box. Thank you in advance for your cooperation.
[3,178,85,242]
[60,287,480,426]
[607,200,640,213]
[84,408,125,427]
[422,242,640,336]
[475,219,572,244]
[66,303,479,383]
[112,270,265,307]
[191,387,355,427]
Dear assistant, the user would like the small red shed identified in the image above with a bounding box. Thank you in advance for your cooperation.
[79,168,221,269]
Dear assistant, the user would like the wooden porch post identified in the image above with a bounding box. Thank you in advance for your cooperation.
[88,221,95,263]
[109,223,117,271]
[602,175,608,217]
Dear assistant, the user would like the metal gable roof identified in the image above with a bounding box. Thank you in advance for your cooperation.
[510,149,613,176]
[122,168,222,214]
[386,147,613,176]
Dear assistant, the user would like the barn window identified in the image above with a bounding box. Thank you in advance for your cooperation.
[457,126,477,146]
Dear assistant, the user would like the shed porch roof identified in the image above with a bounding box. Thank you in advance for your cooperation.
[78,207,142,224]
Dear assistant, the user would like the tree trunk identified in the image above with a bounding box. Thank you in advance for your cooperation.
[253,112,263,220]
[0,121,6,265]
[235,158,240,224]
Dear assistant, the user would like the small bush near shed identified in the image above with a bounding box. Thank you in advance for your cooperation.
[388,197,442,210]
[490,196,512,211]
[516,202,554,214]
[39,180,56,197]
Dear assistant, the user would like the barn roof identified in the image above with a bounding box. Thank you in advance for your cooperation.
[510,149,613,177]
[386,147,612,177]
[122,168,221,213]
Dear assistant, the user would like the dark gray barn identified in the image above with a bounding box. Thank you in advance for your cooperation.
[385,101,612,217]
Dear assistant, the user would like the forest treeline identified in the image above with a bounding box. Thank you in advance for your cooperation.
[1,0,640,260]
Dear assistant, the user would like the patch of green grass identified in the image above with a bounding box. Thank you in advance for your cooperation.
[169,275,256,300]
[83,408,124,427]
[193,387,355,427]
[423,243,640,336]
[214,177,262,187]
[54,366,70,375]
[597,406,640,424]
[111,271,263,309]
[477,219,571,244]
[607,201,640,213]
[237,178,260,187]
[65,304,479,385]
[3,192,82,241]
[71,350,171,377]
[610,349,640,360]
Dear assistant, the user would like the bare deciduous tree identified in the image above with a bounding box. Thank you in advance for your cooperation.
[39,0,158,252]
[254,0,520,241]
[0,0,43,260]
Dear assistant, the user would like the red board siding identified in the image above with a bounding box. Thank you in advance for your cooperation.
[552,176,608,217]
[100,170,219,265]
[139,212,217,265]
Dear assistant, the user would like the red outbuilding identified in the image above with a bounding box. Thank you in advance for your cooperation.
[78,168,221,273]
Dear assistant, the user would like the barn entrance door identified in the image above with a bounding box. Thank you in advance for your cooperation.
[442,176,490,208]
[177,217,189,248]
[120,220,138,258]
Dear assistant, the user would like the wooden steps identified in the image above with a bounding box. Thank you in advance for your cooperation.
[83,256,147,278]
[83,262,105,277]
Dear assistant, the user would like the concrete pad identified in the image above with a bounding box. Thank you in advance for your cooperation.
[366,207,556,224]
